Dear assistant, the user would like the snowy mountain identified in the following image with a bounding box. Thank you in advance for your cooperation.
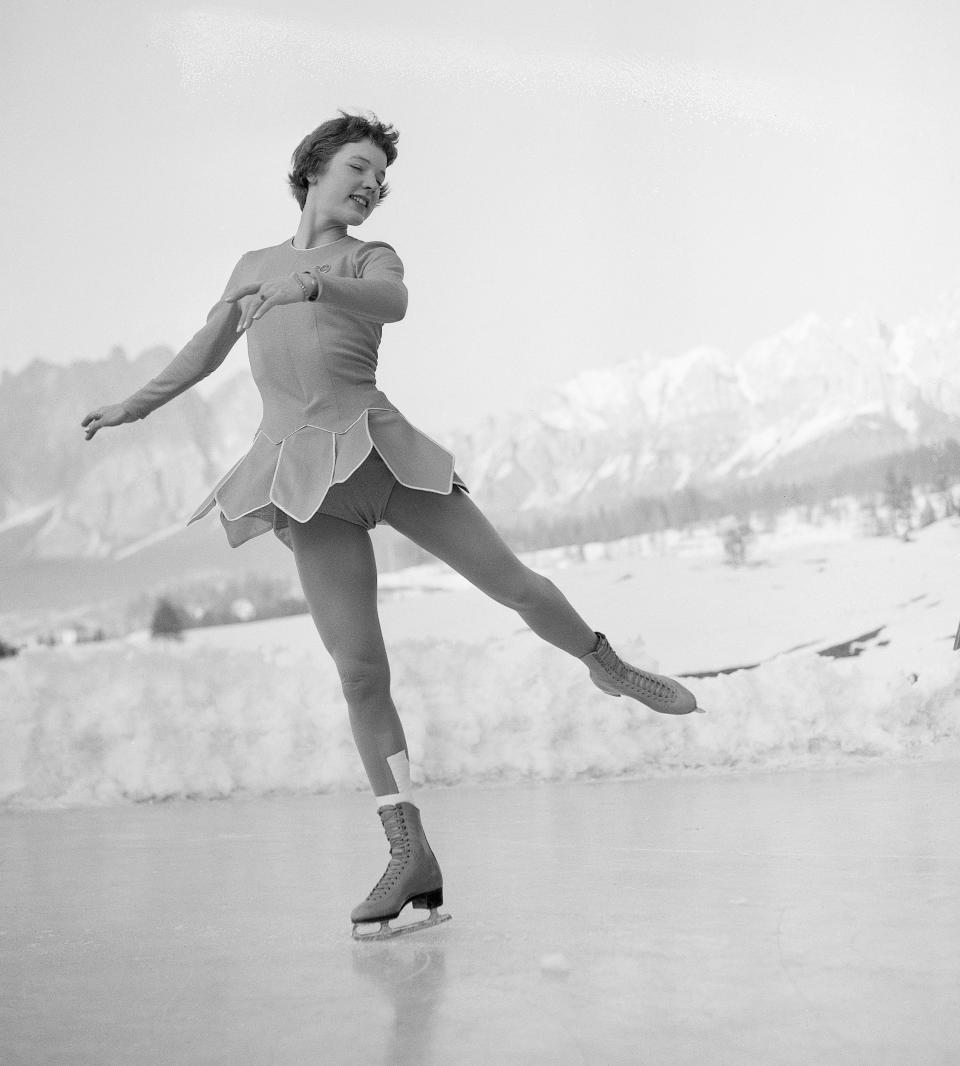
[445,301,960,515]
[0,346,261,561]
[2,290,959,561]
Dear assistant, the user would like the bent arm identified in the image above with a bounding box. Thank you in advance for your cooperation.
[121,258,246,420]
[305,242,408,323]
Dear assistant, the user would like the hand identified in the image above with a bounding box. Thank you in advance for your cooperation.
[225,274,310,333]
[81,403,136,440]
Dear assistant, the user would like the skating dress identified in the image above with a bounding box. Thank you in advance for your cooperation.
[121,236,466,549]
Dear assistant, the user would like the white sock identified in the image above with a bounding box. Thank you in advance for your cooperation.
[374,750,417,809]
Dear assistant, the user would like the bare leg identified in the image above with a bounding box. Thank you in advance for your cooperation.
[287,511,406,797]
[384,486,700,714]
[384,486,598,658]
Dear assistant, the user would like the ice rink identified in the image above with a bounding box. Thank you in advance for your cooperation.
[3,759,958,1065]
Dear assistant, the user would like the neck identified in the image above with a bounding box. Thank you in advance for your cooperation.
[293,211,348,250]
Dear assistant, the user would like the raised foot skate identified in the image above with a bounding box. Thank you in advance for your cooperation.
[580,632,703,715]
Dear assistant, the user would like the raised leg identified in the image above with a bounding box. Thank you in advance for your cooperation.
[384,485,597,657]
[385,486,701,714]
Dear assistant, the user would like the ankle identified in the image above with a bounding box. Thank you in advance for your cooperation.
[578,631,603,659]
[375,791,416,809]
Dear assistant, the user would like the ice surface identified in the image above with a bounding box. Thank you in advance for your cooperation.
[1,764,957,1065]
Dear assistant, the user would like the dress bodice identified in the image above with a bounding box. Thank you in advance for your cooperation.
[121,235,464,550]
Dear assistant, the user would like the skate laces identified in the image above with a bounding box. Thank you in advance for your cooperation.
[365,809,411,901]
[621,664,673,700]
[594,638,675,702]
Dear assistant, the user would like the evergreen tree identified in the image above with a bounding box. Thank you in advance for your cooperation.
[918,497,936,528]
[151,598,185,640]
[883,468,911,538]
[934,475,958,517]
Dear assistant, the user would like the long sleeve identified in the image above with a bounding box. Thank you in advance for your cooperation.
[305,241,407,323]
[121,257,247,420]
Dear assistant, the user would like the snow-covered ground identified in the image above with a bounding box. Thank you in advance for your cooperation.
[3,519,958,809]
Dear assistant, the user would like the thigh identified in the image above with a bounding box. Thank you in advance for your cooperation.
[384,484,531,600]
[287,510,388,671]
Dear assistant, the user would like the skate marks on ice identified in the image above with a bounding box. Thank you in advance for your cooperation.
[345,767,960,1066]
[350,940,449,1066]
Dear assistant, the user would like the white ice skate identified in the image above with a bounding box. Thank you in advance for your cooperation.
[351,802,452,942]
[580,632,703,715]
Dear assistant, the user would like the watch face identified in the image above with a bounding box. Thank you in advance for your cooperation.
[317,265,331,273]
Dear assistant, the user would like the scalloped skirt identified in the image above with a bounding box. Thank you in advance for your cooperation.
[187,408,468,550]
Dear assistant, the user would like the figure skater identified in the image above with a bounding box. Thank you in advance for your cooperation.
[81,111,701,941]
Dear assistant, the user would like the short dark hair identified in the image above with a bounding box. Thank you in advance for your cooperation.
[288,111,399,210]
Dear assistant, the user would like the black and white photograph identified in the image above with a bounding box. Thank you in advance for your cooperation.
[2,1,959,1062]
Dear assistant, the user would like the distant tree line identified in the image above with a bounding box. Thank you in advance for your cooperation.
[140,573,309,639]
[496,438,960,551]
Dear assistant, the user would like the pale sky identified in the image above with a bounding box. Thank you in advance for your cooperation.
[2,0,958,431]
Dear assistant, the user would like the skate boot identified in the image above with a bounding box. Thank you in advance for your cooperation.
[351,802,451,942]
[580,632,702,715]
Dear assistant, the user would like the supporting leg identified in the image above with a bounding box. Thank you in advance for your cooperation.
[287,511,450,935]
[287,511,406,797]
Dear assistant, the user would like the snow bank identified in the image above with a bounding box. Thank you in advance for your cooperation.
[3,633,958,809]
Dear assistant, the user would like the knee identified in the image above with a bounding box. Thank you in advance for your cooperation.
[502,568,559,613]
[338,661,392,708]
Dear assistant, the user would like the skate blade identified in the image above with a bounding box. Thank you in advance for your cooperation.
[352,908,452,943]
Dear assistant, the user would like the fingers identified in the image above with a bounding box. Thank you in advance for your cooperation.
[82,405,129,440]
[237,294,262,333]
[236,286,268,332]
[252,294,282,322]
[236,292,280,332]
[233,275,305,332]
[223,282,261,303]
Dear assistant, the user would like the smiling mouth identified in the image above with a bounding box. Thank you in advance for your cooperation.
[349,195,368,208]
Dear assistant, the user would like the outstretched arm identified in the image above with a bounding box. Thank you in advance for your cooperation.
[82,257,247,440]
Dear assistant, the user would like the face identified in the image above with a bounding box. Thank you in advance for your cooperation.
[307,138,389,225]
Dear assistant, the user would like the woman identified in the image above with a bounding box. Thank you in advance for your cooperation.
[82,112,701,941]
